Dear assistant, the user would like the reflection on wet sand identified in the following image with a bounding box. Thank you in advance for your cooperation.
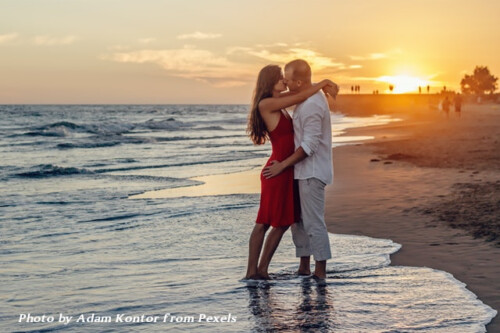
[129,168,261,199]
[247,278,334,332]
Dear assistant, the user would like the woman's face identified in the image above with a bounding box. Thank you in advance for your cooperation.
[273,73,287,93]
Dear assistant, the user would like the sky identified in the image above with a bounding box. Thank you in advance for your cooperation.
[1,0,499,104]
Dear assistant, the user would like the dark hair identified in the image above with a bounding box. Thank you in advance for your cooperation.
[247,65,282,145]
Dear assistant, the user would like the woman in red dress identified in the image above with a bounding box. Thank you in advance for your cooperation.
[245,65,336,279]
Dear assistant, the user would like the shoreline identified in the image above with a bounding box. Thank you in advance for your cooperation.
[327,101,499,331]
[129,113,400,200]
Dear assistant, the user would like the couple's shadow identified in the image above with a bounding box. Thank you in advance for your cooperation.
[246,276,335,332]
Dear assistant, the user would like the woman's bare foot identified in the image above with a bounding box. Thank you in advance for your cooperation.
[245,272,270,280]
[245,274,260,280]
[297,256,311,276]
[256,271,270,280]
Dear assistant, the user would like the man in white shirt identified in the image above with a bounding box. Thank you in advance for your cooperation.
[263,59,335,280]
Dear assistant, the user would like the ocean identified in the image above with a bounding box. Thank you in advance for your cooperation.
[0,104,496,332]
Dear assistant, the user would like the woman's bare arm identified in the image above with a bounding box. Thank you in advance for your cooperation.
[259,79,336,114]
[278,91,296,98]
[280,85,338,99]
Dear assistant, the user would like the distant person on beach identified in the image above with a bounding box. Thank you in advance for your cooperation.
[245,64,338,280]
[263,59,335,281]
[442,96,451,117]
[454,93,462,117]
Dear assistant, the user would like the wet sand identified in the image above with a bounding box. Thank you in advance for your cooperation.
[130,169,261,199]
[327,96,500,331]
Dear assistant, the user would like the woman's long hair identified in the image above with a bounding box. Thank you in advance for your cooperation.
[247,65,282,145]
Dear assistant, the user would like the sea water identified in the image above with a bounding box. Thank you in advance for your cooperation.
[0,105,496,332]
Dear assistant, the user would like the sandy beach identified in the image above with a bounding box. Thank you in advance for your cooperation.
[328,94,500,331]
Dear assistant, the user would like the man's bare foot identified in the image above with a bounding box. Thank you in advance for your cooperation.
[297,270,311,276]
[312,274,327,286]
[313,260,327,279]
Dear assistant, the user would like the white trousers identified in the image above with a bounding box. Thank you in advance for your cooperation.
[292,178,332,261]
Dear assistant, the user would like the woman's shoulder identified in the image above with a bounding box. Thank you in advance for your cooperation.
[258,97,283,115]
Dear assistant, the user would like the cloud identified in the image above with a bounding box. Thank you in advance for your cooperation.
[177,32,222,40]
[198,79,249,88]
[34,35,76,46]
[229,44,344,71]
[104,44,349,87]
[0,33,19,44]
[350,53,387,61]
[105,46,230,72]
[103,45,253,87]
[226,46,253,55]
[1,33,78,46]
[349,49,402,61]
[139,37,156,44]
[249,48,344,71]
[254,42,289,48]
[107,45,131,51]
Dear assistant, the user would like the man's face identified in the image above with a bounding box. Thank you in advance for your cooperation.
[284,68,300,92]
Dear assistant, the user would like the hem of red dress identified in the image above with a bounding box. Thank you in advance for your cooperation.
[255,219,294,228]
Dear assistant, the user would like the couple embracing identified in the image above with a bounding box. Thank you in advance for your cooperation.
[246,59,338,282]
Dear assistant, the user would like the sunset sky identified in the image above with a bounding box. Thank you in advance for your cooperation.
[1,0,499,103]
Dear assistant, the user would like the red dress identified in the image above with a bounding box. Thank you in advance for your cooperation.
[255,111,300,227]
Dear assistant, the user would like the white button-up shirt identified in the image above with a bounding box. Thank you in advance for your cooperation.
[293,91,333,185]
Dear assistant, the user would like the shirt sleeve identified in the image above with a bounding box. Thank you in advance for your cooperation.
[300,100,324,156]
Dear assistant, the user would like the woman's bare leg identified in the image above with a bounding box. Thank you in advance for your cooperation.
[245,224,270,279]
[257,226,289,279]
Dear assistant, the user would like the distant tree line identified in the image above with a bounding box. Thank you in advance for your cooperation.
[460,66,498,96]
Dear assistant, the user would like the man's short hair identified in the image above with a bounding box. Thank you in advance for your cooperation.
[285,59,311,82]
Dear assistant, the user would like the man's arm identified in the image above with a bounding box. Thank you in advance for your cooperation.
[262,99,324,178]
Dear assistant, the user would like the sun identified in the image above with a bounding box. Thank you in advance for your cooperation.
[377,75,430,93]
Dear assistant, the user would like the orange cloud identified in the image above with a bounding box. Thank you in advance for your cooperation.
[177,32,222,40]
[103,46,254,87]
[0,33,19,44]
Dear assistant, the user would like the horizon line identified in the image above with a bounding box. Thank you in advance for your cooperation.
[0,93,463,106]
